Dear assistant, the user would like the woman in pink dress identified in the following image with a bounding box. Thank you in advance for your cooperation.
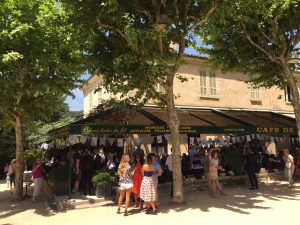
[132,155,144,208]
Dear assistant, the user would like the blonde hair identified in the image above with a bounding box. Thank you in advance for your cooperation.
[118,154,129,176]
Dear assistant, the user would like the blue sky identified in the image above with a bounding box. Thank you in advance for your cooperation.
[65,43,201,111]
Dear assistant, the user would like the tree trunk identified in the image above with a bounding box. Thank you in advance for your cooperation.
[165,77,184,203]
[14,114,24,200]
[282,63,300,140]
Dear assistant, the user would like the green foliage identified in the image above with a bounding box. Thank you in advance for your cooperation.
[61,0,216,104]
[24,148,45,168]
[198,0,300,88]
[92,169,118,186]
[25,103,83,148]
[0,0,84,127]
[48,165,69,183]
[220,144,245,176]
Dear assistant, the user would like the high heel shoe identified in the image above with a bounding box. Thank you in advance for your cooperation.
[124,210,128,216]
[116,208,121,214]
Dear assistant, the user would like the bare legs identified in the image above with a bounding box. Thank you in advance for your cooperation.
[117,188,132,216]
[211,179,218,198]
[145,201,156,214]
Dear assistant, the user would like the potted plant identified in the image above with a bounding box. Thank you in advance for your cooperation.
[92,169,117,198]
[48,165,69,196]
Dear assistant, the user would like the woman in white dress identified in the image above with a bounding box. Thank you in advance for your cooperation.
[209,150,225,198]
[140,154,159,214]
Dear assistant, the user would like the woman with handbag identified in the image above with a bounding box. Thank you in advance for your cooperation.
[117,154,133,216]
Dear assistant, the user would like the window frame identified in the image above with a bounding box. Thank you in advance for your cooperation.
[199,70,218,98]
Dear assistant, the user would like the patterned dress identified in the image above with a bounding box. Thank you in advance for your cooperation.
[140,171,156,202]
[132,162,143,197]
[118,164,133,190]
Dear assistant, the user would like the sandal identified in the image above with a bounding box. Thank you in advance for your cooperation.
[116,208,121,214]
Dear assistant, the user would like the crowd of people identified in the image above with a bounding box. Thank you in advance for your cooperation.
[2,140,299,208]
[117,151,162,216]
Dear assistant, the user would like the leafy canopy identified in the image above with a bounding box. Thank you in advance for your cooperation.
[198,0,300,88]
[62,0,216,103]
[0,0,84,126]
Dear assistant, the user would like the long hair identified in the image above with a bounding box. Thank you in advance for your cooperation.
[134,154,144,165]
[118,154,129,176]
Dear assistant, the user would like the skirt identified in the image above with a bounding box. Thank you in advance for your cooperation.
[140,176,156,202]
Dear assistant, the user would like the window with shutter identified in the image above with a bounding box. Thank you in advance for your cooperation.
[250,85,260,101]
[200,71,207,95]
[209,71,217,96]
[285,85,293,103]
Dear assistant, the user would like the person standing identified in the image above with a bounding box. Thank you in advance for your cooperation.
[151,153,162,208]
[4,163,9,188]
[209,150,225,198]
[188,144,198,159]
[132,155,143,208]
[81,149,94,195]
[244,147,259,190]
[7,159,16,193]
[32,159,43,202]
[204,147,213,189]
[166,150,173,198]
[291,147,300,180]
[283,149,295,188]
[140,154,158,215]
[132,144,145,160]
[117,154,133,216]
[72,149,82,193]
[107,152,116,170]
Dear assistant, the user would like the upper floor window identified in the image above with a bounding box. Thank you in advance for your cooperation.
[285,85,293,103]
[200,71,218,97]
[89,92,93,109]
[250,85,261,101]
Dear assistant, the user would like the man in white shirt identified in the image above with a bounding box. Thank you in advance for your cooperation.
[166,149,173,198]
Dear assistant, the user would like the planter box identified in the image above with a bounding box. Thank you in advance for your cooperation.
[95,183,112,198]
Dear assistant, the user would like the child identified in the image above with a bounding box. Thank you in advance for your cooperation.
[6,174,10,189]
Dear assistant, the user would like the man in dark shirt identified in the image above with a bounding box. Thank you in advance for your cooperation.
[132,144,145,160]
[80,149,94,195]
[245,147,259,190]
[72,149,82,193]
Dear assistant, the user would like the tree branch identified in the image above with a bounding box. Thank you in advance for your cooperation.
[241,23,281,64]
[187,1,216,33]
[95,17,129,43]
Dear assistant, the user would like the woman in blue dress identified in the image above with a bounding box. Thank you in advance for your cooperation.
[140,154,159,214]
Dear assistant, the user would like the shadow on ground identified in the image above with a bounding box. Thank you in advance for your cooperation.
[156,180,300,215]
[0,182,50,220]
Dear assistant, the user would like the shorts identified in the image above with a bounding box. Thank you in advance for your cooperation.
[119,183,133,190]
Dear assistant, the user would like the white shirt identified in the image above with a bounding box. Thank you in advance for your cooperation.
[283,154,294,168]
[166,155,173,172]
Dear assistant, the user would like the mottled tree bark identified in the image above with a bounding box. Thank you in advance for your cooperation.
[165,77,183,203]
[14,114,24,200]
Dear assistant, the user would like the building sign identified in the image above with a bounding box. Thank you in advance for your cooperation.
[256,127,295,134]
[64,124,297,135]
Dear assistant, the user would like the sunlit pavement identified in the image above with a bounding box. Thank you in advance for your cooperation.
[0,179,299,225]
